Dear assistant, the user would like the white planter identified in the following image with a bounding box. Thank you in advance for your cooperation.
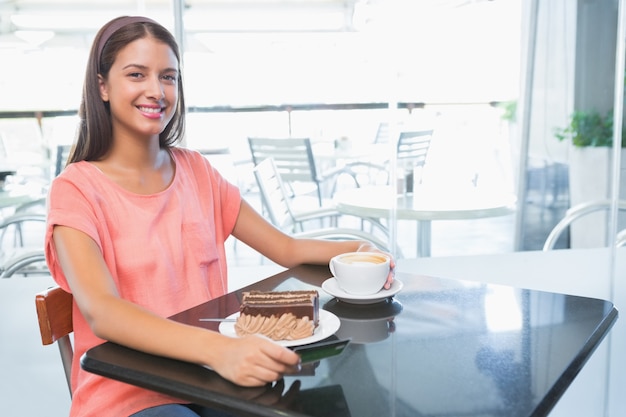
[568,147,626,248]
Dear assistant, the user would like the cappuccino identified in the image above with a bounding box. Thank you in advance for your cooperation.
[329,252,390,295]
[337,254,387,265]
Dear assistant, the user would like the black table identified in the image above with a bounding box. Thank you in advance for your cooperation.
[81,264,618,417]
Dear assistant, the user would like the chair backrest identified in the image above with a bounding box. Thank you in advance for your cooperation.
[248,137,322,204]
[396,129,434,167]
[1,249,47,278]
[0,213,48,277]
[373,122,390,144]
[253,157,297,231]
[543,199,626,250]
[253,158,393,251]
[0,211,46,246]
[35,286,74,397]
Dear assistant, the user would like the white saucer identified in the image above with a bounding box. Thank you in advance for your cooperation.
[219,309,340,347]
[322,278,403,305]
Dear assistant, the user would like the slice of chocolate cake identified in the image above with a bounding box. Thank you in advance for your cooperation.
[235,290,320,341]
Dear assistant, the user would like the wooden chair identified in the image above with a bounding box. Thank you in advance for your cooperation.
[35,285,74,397]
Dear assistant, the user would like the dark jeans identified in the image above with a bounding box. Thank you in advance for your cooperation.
[130,403,235,417]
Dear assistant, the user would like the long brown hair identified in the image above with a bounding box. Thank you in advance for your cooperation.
[69,16,186,165]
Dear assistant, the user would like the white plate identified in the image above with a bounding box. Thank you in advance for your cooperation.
[322,278,403,305]
[219,309,341,347]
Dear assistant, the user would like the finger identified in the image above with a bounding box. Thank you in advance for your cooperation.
[249,341,300,380]
[259,340,300,367]
[384,266,395,289]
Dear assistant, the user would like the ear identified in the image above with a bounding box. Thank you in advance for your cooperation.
[98,74,109,102]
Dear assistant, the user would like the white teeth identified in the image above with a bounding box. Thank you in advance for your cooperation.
[138,106,161,113]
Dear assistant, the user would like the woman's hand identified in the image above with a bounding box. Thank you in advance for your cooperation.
[211,334,301,387]
[356,242,395,289]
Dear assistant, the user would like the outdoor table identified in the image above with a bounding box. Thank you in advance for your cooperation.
[333,185,516,257]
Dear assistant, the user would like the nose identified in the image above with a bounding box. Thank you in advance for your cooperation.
[146,75,165,99]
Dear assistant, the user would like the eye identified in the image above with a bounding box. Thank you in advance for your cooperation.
[162,73,178,83]
[128,72,144,79]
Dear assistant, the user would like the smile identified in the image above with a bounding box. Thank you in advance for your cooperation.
[137,106,163,114]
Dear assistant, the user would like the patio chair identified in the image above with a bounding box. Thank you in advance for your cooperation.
[543,199,626,250]
[396,129,434,186]
[35,285,74,396]
[0,212,48,277]
[253,157,390,250]
[248,137,358,206]
[1,248,46,278]
[373,122,391,144]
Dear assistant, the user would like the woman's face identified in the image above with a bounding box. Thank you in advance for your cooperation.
[98,36,179,141]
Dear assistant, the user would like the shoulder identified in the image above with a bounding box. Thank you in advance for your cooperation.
[170,147,206,166]
[49,161,128,209]
[51,161,100,192]
[170,147,219,180]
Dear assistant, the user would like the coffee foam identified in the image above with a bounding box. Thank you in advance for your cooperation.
[338,254,387,265]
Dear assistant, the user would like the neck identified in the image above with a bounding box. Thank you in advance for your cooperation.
[108,133,163,170]
[91,138,174,195]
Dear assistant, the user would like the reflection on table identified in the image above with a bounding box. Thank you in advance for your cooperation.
[333,185,517,257]
[82,264,617,417]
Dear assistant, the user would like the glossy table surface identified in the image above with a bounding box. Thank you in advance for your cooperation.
[82,264,617,417]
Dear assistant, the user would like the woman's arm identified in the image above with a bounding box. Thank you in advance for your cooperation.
[232,200,394,287]
[52,225,300,386]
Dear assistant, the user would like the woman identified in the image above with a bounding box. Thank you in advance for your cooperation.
[45,16,393,417]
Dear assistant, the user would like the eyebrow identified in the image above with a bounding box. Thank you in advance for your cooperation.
[122,63,178,73]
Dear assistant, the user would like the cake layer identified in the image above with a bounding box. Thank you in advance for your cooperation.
[240,290,319,325]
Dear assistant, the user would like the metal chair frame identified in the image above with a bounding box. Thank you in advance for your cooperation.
[253,157,391,250]
[0,212,48,277]
[396,129,434,185]
[542,199,626,250]
[248,137,357,206]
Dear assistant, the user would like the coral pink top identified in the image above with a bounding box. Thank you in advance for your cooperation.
[45,147,241,417]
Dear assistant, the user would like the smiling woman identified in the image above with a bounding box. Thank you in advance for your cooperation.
[41,13,394,417]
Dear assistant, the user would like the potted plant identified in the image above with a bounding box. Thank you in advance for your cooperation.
[553,109,626,247]
[554,110,623,148]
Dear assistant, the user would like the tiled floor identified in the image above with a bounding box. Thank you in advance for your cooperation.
[0,187,579,417]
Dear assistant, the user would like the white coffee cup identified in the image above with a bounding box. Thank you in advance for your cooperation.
[329,252,390,295]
